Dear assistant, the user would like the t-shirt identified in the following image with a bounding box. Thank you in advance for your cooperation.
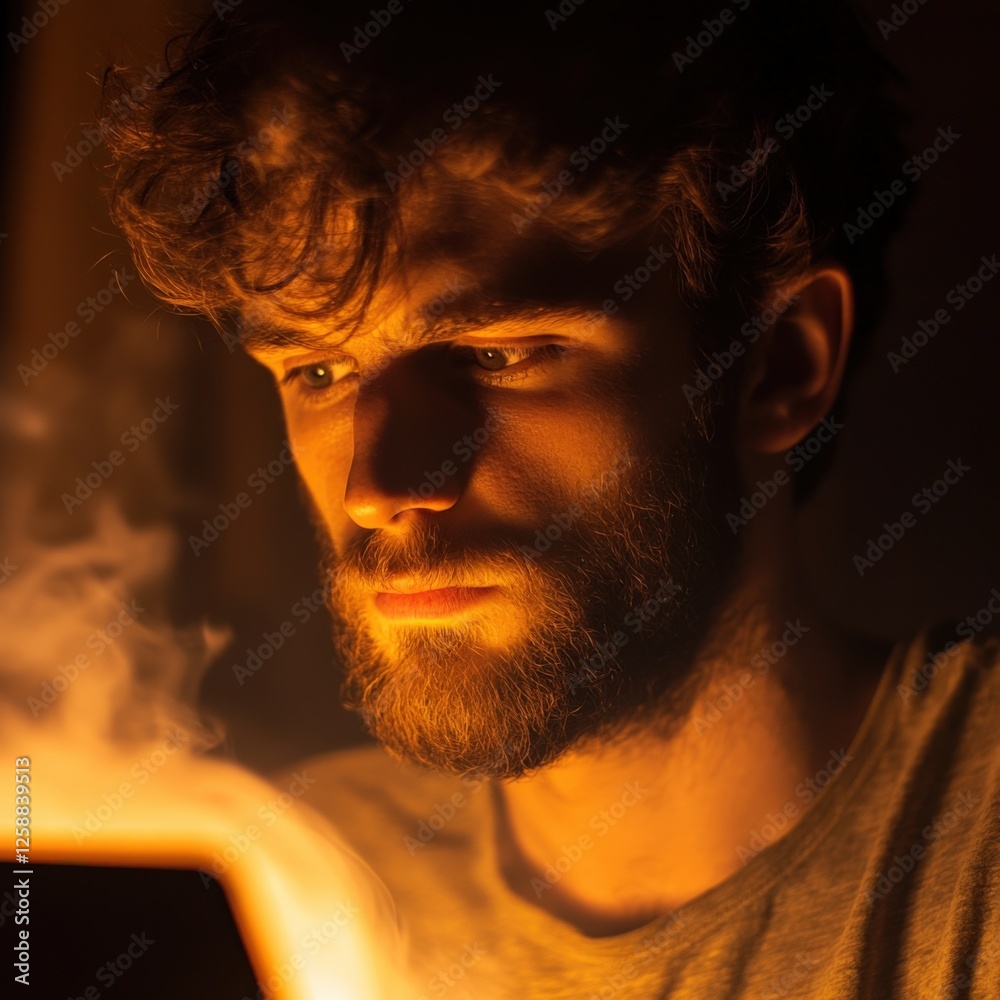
[269,623,1000,999]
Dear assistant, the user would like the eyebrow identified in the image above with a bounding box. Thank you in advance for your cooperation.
[238,291,608,357]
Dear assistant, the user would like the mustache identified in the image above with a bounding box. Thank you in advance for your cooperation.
[326,521,536,593]
[307,445,682,598]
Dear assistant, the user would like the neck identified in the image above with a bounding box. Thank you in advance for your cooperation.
[493,524,891,936]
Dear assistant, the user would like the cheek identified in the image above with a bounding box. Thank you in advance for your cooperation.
[470,388,645,521]
[282,400,354,529]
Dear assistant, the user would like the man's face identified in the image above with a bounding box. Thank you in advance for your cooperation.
[248,207,746,779]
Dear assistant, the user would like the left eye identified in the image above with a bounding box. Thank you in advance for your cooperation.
[298,363,335,387]
[470,347,512,371]
[453,344,567,379]
[281,359,356,401]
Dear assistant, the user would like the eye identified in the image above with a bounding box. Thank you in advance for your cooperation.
[472,347,510,371]
[281,343,568,402]
[281,359,356,403]
[299,363,334,388]
[453,344,568,383]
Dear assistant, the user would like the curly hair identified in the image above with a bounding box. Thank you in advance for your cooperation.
[99,0,910,490]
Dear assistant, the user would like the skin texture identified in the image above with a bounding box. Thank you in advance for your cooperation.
[247,206,892,936]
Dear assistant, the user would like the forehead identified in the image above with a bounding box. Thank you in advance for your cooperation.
[240,222,681,360]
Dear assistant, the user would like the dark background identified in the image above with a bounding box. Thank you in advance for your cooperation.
[19,864,259,998]
[2,0,997,781]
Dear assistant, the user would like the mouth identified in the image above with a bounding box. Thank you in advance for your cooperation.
[372,586,499,620]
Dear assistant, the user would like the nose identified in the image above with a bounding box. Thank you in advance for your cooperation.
[343,365,466,530]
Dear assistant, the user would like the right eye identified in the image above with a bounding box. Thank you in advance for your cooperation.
[281,359,357,403]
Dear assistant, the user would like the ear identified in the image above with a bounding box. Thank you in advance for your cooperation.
[740,265,854,455]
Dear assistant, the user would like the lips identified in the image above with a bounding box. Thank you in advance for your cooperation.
[381,574,466,594]
[373,586,498,620]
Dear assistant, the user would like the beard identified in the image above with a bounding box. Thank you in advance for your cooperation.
[315,408,745,781]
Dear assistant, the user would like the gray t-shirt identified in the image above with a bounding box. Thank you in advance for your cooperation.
[271,623,1000,998]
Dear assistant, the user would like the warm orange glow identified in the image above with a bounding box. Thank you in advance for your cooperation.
[2,745,411,999]
[0,501,415,999]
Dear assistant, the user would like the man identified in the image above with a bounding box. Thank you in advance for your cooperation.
[101,0,998,996]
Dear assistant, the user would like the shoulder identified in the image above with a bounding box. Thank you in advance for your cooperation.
[266,743,488,858]
[267,742,469,812]
[894,622,1000,827]
[268,741,412,791]
[895,619,1000,708]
